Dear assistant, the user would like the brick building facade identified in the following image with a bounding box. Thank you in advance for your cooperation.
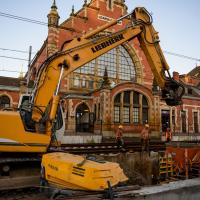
[28,0,200,141]
[30,0,159,142]
[1,0,200,143]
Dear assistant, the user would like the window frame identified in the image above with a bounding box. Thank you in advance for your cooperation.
[0,95,10,109]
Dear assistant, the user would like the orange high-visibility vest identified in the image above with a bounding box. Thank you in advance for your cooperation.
[116,129,123,139]
[165,129,172,140]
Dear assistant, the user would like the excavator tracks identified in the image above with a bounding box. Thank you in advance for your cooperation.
[0,154,41,191]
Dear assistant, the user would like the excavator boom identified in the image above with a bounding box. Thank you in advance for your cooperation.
[31,7,184,126]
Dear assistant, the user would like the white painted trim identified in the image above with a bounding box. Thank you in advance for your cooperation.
[179,104,200,108]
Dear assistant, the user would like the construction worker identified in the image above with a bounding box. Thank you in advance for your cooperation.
[141,123,150,152]
[165,127,172,142]
[115,125,124,148]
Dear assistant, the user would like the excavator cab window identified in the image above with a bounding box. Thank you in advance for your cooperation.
[55,105,63,130]
[18,94,32,109]
[18,95,36,132]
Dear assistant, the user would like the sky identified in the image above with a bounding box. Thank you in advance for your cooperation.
[0,0,200,78]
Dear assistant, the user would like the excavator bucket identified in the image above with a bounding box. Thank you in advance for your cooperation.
[162,78,185,106]
[41,152,128,191]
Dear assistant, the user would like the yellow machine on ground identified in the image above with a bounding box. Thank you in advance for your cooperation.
[0,7,185,190]
[41,152,128,191]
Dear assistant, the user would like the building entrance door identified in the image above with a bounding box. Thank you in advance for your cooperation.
[76,103,91,133]
[161,110,170,132]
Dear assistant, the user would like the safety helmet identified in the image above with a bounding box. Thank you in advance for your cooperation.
[145,124,149,128]
[118,125,123,129]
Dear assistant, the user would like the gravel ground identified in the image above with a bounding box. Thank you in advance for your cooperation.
[0,188,48,200]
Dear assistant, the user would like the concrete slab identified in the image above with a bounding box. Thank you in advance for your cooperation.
[119,178,200,200]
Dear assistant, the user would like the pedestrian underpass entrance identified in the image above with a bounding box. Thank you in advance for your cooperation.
[76,103,94,133]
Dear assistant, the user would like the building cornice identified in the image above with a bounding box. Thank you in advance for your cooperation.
[0,85,19,91]
[63,94,93,100]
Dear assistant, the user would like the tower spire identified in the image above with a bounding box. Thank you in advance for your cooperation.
[70,5,75,16]
[51,0,57,9]
[48,0,60,27]
[47,0,60,56]
[101,67,111,89]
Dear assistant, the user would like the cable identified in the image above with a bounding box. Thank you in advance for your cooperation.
[0,55,28,61]
[0,47,36,54]
[0,11,76,32]
[0,11,199,62]
[164,51,200,62]
[0,69,26,73]
[0,11,47,26]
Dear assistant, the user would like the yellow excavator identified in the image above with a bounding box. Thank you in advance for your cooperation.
[0,7,184,190]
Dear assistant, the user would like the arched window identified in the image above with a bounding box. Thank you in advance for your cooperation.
[0,95,10,109]
[114,91,149,125]
[94,104,97,122]
[142,95,149,124]
[133,92,140,124]
[98,103,101,120]
[118,46,135,81]
[73,45,136,90]
[123,91,130,123]
[114,93,121,123]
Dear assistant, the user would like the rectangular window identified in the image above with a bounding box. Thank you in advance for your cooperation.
[133,92,139,105]
[142,108,148,124]
[123,107,130,123]
[123,91,130,104]
[181,110,187,133]
[98,49,117,77]
[193,112,198,133]
[73,76,80,87]
[88,80,94,89]
[114,106,120,123]
[75,60,95,75]
[98,103,100,120]
[172,109,175,132]
[82,78,86,88]
[94,105,97,122]
[133,107,139,124]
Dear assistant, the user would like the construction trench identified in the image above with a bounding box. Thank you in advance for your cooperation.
[1,141,200,199]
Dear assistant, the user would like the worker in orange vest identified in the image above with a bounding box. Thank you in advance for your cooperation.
[165,127,172,142]
[141,123,150,152]
[115,125,124,148]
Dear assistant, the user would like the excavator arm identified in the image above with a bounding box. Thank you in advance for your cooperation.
[132,7,184,106]
[30,7,184,133]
